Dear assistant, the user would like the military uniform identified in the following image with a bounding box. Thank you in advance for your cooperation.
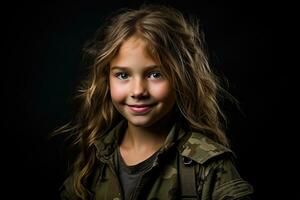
[61,121,253,200]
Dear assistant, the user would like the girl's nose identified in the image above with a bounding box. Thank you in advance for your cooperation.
[131,78,149,99]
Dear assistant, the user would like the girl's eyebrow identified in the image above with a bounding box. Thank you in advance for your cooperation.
[110,65,159,71]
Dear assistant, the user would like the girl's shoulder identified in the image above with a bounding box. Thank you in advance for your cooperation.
[179,131,234,165]
[178,131,254,199]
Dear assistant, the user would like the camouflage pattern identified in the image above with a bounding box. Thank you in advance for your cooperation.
[60,121,253,200]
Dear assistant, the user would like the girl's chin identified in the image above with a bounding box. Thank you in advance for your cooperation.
[127,118,156,128]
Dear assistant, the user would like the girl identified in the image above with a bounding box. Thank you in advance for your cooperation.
[59,4,253,200]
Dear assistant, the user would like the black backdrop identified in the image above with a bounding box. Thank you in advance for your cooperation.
[3,1,278,199]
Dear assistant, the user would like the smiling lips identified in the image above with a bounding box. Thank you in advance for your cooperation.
[127,104,154,113]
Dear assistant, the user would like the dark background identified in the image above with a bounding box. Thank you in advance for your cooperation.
[3,0,279,199]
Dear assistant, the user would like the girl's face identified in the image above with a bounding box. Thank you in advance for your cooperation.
[109,36,176,128]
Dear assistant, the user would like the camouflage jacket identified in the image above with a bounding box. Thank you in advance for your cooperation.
[60,121,253,200]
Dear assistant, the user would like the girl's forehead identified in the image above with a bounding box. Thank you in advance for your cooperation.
[111,36,159,68]
[120,36,147,53]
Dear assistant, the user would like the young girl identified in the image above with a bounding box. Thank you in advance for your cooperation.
[59,4,253,200]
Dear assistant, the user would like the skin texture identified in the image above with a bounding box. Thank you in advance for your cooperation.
[109,35,176,165]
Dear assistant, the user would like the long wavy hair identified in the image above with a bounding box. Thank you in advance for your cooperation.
[57,4,233,199]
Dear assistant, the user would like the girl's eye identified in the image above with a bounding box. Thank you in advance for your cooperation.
[115,72,129,80]
[148,71,162,79]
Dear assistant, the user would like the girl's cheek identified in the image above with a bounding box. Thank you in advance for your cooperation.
[150,82,174,100]
[110,82,127,102]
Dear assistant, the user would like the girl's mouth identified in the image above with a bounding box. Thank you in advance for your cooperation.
[127,104,154,114]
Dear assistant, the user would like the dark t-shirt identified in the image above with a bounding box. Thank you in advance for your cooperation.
[117,148,159,200]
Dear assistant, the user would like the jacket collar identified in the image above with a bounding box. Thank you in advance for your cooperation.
[179,132,233,164]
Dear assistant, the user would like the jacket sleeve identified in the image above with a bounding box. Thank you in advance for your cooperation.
[199,156,254,200]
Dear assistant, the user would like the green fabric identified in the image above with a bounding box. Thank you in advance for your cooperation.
[60,120,253,200]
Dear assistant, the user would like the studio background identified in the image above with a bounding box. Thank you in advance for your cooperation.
[3,1,277,199]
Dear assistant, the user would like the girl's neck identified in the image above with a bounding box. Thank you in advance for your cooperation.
[121,123,168,151]
[121,114,175,152]
[119,113,175,166]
